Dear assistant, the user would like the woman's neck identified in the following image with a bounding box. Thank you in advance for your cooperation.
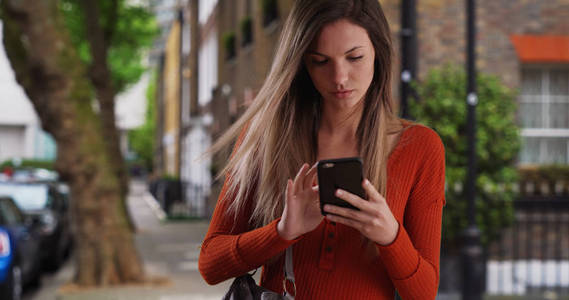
[319,101,363,138]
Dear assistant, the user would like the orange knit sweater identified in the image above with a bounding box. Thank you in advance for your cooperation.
[199,123,446,299]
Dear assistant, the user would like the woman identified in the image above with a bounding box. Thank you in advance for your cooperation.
[199,0,445,299]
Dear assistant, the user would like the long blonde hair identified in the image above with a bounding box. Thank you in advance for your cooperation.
[209,0,405,227]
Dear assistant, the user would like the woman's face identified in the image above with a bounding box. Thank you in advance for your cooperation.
[304,19,376,110]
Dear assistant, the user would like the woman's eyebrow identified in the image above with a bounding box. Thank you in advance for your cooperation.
[307,46,364,57]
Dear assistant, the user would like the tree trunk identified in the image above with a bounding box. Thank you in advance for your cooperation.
[1,0,145,285]
[80,0,136,233]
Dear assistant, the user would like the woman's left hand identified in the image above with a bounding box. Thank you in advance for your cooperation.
[323,179,399,246]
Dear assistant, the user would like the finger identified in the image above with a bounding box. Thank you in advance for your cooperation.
[335,189,373,212]
[312,173,318,187]
[285,179,293,202]
[293,163,309,194]
[323,204,372,223]
[308,170,318,191]
[362,179,385,204]
[325,214,363,231]
[303,162,318,189]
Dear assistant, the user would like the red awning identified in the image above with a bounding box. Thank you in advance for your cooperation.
[510,35,569,63]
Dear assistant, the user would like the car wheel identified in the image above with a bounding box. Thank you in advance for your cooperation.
[12,265,22,300]
[45,247,64,272]
[0,264,23,300]
[28,256,42,288]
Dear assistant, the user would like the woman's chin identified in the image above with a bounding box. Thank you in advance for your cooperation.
[324,95,363,111]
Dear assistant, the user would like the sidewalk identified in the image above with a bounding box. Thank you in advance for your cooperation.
[57,180,231,300]
[48,181,569,300]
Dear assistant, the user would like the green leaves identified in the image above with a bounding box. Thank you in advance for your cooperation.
[409,64,522,252]
[60,0,158,93]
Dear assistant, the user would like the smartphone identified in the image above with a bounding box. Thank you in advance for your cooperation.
[317,157,366,216]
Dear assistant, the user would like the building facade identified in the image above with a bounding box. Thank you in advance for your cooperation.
[152,0,568,216]
[213,0,569,167]
[202,1,569,295]
[179,0,217,217]
[161,18,183,176]
[406,0,569,165]
[0,17,148,166]
[154,0,217,216]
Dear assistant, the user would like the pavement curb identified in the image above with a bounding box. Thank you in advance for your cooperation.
[142,191,167,221]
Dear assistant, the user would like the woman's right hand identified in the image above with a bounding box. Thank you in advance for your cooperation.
[277,163,323,240]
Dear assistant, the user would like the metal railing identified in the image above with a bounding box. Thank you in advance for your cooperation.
[485,179,569,297]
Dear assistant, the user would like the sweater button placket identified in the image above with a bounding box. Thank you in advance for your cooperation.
[318,221,338,270]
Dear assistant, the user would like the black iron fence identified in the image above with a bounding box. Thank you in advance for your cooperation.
[147,175,569,296]
[148,178,210,218]
[485,181,569,297]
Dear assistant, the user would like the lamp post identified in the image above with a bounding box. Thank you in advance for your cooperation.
[461,0,484,299]
[400,0,417,119]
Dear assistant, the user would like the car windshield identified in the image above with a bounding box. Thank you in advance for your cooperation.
[0,184,48,211]
[0,199,24,225]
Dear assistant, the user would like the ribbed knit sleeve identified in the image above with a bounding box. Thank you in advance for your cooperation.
[198,129,298,285]
[198,178,297,284]
[377,126,446,299]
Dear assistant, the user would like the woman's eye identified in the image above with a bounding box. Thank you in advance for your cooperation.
[348,56,364,61]
[312,59,328,65]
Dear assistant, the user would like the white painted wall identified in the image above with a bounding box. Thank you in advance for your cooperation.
[198,0,218,25]
[115,71,149,158]
[181,120,211,217]
[0,22,55,163]
[116,72,149,131]
[198,30,218,106]
[0,21,148,163]
[181,4,216,216]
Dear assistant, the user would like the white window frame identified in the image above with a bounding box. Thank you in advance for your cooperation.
[519,64,569,165]
[199,0,218,25]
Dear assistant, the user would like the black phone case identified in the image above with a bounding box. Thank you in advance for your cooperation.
[317,157,366,216]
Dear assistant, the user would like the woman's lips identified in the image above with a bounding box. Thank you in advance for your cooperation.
[332,89,354,98]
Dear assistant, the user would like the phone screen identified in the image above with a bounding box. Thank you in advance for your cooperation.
[317,157,366,216]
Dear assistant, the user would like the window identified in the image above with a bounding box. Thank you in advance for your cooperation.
[0,198,24,225]
[261,0,278,26]
[240,16,253,46]
[0,183,49,211]
[199,0,218,25]
[518,66,569,165]
[198,31,218,105]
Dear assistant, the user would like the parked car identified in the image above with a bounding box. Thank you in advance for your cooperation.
[7,168,58,183]
[0,196,42,300]
[0,182,73,271]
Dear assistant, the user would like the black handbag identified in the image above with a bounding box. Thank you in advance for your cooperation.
[223,247,295,300]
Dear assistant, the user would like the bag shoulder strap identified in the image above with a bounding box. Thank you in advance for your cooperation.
[284,247,294,281]
[283,247,295,298]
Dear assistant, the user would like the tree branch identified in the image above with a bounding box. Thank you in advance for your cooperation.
[104,0,119,50]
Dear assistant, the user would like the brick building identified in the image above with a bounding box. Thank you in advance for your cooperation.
[154,0,569,216]
[213,0,569,167]
[204,3,569,295]
[211,0,294,138]
[154,0,217,217]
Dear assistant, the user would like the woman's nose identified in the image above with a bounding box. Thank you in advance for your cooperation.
[332,62,348,87]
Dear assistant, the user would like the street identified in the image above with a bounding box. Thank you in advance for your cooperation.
[22,180,231,300]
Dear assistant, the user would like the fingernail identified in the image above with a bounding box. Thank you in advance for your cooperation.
[365,179,370,185]
[335,189,343,196]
